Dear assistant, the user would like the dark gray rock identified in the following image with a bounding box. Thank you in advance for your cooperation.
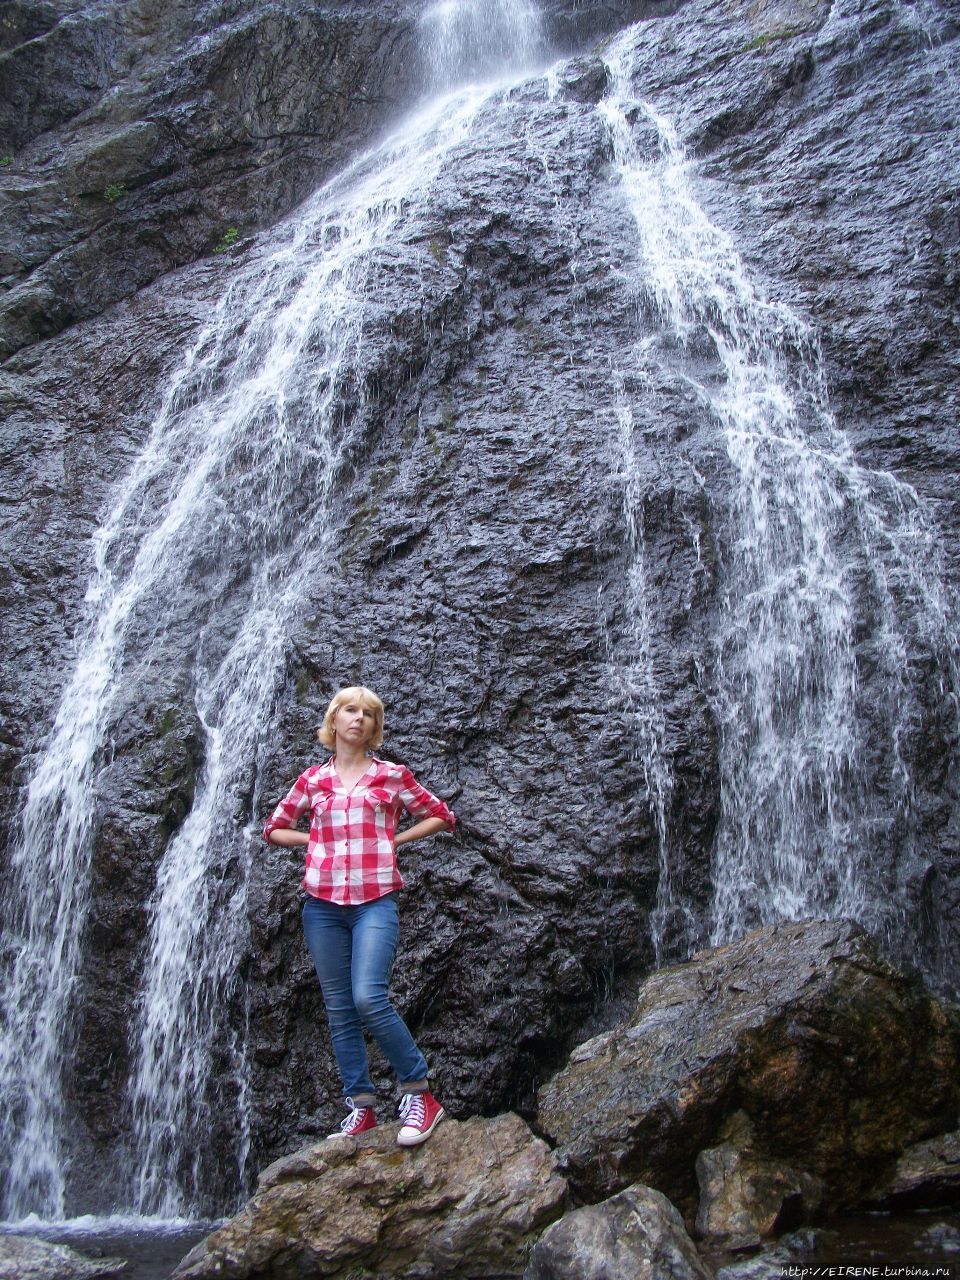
[536,920,960,1211]
[863,1129,960,1211]
[0,1,421,357]
[173,1113,567,1280]
[524,1183,711,1280]
[917,1222,960,1255]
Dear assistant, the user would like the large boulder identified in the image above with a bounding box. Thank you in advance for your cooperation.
[524,1184,712,1280]
[173,1112,567,1279]
[536,919,960,1212]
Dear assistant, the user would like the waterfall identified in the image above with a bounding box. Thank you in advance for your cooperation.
[0,84,499,1224]
[599,42,960,970]
[608,382,700,965]
[0,0,551,1224]
[421,0,544,88]
[2,0,958,1227]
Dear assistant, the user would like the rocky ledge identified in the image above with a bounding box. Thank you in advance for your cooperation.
[175,920,960,1278]
[0,1234,126,1280]
[174,1111,566,1279]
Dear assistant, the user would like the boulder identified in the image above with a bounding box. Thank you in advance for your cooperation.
[174,1112,567,1279]
[524,1183,712,1280]
[712,1229,834,1280]
[863,1129,960,1211]
[916,1222,960,1256]
[695,1129,824,1247]
[536,920,960,1211]
[0,1234,126,1280]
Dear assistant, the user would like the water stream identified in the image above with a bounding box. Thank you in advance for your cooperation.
[0,0,542,1220]
[598,37,960,969]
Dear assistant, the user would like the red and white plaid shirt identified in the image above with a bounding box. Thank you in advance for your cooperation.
[263,755,456,905]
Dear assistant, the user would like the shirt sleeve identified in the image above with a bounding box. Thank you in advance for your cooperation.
[263,771,312,842]
[398,767,456,831]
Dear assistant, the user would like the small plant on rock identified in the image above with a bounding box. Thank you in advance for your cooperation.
[213,226,240,254]
[0,155,13,168]
[103,181,127,203]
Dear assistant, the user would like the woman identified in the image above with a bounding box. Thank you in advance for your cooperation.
[264,685,456,1146]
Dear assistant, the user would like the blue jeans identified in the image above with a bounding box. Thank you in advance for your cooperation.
[301,892,428,1103]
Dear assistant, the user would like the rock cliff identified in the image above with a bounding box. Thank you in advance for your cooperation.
[1,0,958,1219]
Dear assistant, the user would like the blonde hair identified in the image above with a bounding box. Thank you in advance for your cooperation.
[317,686,385,750]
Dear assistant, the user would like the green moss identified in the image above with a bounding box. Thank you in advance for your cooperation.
[402,412,420,447]
[103,181,127,203]
[0,155,12,168]
[157,707,178,737]
[742,28,800,53]
[344,497,380,550]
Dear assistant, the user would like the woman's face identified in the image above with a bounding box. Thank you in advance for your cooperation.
[333,700,377,748]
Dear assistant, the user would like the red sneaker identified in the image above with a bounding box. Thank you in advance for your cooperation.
[397,1090,445,1147]
[327,1099,377,1139]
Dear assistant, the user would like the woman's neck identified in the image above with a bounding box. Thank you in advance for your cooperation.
[334,740,370,771]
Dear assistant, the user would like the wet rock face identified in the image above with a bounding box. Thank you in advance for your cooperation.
[536,920,960,1212]
[0,1,421,357]
[609,0,960,987]
[0,0,672,361]
[1,0,959,1220]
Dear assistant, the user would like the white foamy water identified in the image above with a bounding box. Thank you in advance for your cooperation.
[421,0,544,88]
[598,40,960,964]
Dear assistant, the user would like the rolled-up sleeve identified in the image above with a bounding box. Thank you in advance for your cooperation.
[264,771,311,842]
[397,767,456,831]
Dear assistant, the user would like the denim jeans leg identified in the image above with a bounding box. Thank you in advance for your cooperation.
[301,897,375,1100]
[350,894,429,1087]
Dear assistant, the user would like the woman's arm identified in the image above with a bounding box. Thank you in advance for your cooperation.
[267,828,309,847]
[396,767,456,837]
[394,816,449,847]
[264,770,313,845]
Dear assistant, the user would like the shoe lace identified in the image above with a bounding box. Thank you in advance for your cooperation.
[398,1093,425,1126]
[341,1099,368,1132]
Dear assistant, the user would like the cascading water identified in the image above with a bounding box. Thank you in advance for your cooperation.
[120,104,509,1214]
[598,41,960,971]
[0,0,552,1225]
[421,0,544,88]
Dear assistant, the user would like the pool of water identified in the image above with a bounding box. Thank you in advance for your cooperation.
[703,1211,960,1278]
[1,1217,215,1279]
